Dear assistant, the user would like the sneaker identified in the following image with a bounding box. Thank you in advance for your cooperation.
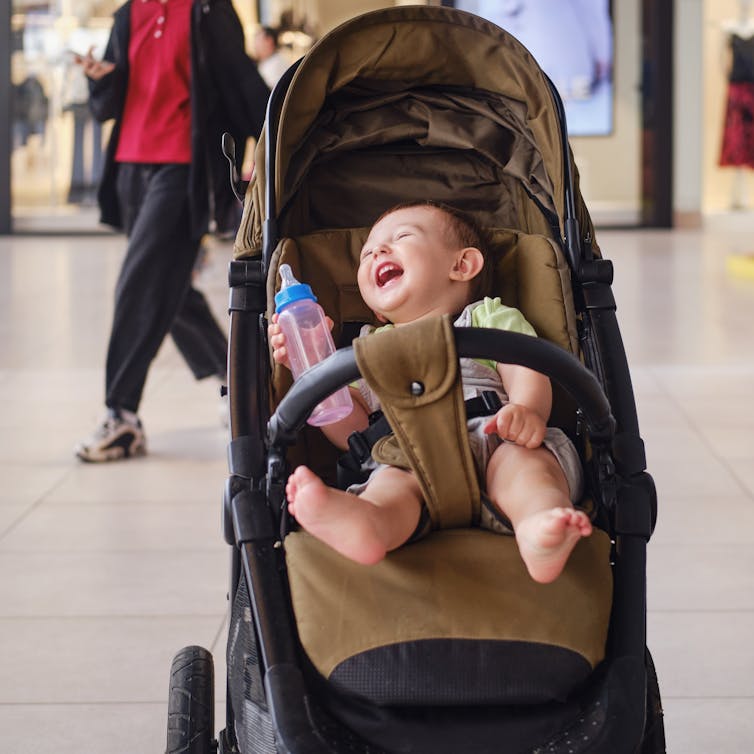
[75,409,147,462]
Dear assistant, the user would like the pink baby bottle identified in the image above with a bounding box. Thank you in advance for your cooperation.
[274,264,353,426]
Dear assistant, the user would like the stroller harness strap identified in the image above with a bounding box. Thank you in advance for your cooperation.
[346,390,502,465]
[353,315,481,529]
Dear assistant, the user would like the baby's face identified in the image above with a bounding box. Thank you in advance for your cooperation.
[357,205,468,324]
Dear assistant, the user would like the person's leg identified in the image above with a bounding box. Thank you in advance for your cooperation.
[170,286,228,380]
[485,443,591,584]
[286,465,423,565]
[105,164,200,413]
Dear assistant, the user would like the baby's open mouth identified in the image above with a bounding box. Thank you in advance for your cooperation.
[375,262,403,287]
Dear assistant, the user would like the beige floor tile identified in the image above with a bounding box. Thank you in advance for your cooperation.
[648,611,754,697]
[726,458,754,496]
[697,426,754,461]
[651,494,754,545]
[681,396,754,432]
[0,550,227,617]
[647,449,743,497]
[0,368,105,404]
[0,615,224,704]
[640,424,711,463]
[0,503,35,537]
[633,391,693,430]
[650,365,754,399]
[0,703,171,754]
[647,543,754,610]
[0,501,224,552]
[661,698,754,754]
[0,464,70,505]
[44,457,226,504]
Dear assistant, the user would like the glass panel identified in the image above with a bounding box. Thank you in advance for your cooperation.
[8,0,260,232]
[10,0,117,231]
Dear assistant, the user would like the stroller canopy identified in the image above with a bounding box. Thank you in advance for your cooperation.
[239,4,595,255]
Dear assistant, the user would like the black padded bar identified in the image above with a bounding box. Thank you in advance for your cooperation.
[268,328,615,446]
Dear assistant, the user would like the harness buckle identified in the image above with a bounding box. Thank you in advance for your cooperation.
[347,430,373,465]
[478,390,502,416]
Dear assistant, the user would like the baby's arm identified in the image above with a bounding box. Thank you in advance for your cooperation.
[268,315,369,450]
[483,363,552,449]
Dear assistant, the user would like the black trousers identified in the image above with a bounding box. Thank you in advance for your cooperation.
[105,163,228,413]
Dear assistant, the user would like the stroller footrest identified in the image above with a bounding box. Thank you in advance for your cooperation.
[285,528,612,706]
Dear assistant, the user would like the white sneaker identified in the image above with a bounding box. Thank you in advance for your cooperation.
[75,409,147,462]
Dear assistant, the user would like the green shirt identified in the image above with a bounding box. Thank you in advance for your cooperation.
[468,297,537,371]
[367,297,536,373]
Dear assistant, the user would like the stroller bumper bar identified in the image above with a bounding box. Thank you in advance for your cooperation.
[268,327,615,448]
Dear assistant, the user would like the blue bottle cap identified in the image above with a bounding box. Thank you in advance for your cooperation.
[274,264,317,312]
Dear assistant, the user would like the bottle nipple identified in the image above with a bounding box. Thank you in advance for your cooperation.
[279,263,298,289]
[274,263,316,312]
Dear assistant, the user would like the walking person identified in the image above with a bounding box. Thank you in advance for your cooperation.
[253,26,290,89]
[74,0,268,462]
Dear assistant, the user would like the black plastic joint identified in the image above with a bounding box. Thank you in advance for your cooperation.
[582,282,617,311]
[612,432,647,475]
[228,284,266,314]
[223,475,248,545]
[228,260,266,313]
[227,435,265,480]
[614,477,655,539]
[232,489,276,544]
[267,415,297,448]
[347,430,372,465]
[228,259,265,287]
[479,389,503,414]
[578,258,614,285]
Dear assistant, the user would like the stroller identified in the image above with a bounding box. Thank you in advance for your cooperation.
[166,6,664,753]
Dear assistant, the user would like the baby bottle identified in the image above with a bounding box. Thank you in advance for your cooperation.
[274,264,353,426]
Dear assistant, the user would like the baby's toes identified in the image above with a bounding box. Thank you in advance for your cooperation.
[569,509,593,535]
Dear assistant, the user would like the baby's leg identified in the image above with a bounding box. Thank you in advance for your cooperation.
[286,465,423,565]
[486,443,591,584]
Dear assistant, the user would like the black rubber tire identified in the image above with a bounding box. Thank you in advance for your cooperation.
[640,648,666,753]
[166,645,216,754]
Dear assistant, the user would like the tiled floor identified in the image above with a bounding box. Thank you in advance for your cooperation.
[0,222,753,752]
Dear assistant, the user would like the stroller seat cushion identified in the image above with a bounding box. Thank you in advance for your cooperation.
[285,527,612,706]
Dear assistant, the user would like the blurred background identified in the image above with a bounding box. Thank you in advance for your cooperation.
[4,0,754,234]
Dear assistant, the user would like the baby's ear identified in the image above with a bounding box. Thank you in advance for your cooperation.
[450,247,484,282]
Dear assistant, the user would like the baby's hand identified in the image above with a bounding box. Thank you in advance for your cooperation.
[268,313,335,372]
[268,313,291,370]
[483,403,546,449]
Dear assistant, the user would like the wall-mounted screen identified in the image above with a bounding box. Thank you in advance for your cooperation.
[450,0,614,137]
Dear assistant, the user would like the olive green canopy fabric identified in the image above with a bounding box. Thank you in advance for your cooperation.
[234,5,597,259]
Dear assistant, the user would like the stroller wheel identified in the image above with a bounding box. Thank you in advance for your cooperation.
[166,645,216,754]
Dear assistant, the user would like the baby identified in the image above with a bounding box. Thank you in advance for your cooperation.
[269,201,591,583]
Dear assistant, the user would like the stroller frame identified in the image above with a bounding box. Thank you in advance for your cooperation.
[167,8,664,754]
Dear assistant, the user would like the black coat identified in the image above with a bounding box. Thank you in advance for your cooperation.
[89,0,269,237]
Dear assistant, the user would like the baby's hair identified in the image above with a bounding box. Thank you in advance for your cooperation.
[375,200,495,299]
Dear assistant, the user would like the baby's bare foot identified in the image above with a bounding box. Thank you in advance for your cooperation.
[286,466,387,565]
[515,507,592,584]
